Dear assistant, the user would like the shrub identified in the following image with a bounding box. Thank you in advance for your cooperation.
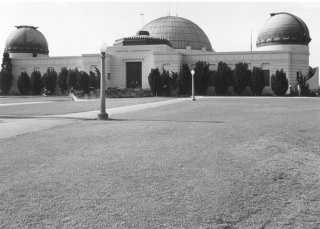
[89,71,96,88]
[271,69,288,96]
[161,68,171,96]
[178,64,192,95]
[58,68,69,94]
[214,61,232,95]
[233,62,250,96]
[194,61,210,95]
[30,70,42,95]
[17,71,31,95]
[296,70,310,96]
[67,69,78,90]
[94,67,101,89]
[170,71,178,90]
[0,52,13,95]
[250,67,265,96]
[42,68,58,94]
[148,68,162,96]
[76,71,90,94]
[105,87,153,98]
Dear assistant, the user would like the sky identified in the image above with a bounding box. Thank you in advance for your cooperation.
[0,1,319,67]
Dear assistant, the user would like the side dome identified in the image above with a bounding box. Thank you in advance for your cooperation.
[142,16,212,51]
[5,25,49,56]
[256,12,311,47]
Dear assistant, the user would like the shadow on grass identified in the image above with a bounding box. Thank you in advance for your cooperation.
[0,115,95,121]
[108,118,224,124]
[0,116,224,124]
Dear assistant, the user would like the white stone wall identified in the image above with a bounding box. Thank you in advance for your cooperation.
[106,45,174,89]
[8,44,310,96]
[10,55,100,94]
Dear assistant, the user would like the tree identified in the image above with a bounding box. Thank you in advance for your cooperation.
[94,66,101,89]
[170,71,178,90]
[233,62,250,96]
[296,70,310,96]
[58,68,69,94]
[0,52,13,95]
[271,69,288,96]
[194,61,210,95]
[76,71,90,94]
[148,68,162,96]
[250,67,265,96]
[161,68,171,96]
[30,70,43,95]
[67,68,78,90]
[89,71,96,88]
[214,61,232,95]
[42,68,58,94]
[178,64,192,95]
[17,71,31,95]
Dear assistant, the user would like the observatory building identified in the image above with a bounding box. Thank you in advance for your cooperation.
[3,12,318,95]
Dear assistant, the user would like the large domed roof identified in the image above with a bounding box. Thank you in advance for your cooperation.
[5,25,49,55]
[256,12,311,47]
[142,16,212,51]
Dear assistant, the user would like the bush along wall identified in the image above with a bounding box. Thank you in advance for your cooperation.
[58,68,69,94]
[296,70,310,96]
[214,61,232,96]
[148,68,163,96]
[105,88,153,98]
[0,52,13,95]
[17,71,31,95]
[233,62,250,96]
[194,61,210,95]
[178,64,192,96]
[271,69,288,96]
[42,68,58,94]
[250,67,265,96]
[30,70,43,95]
[67,69,78,90]
[161,68,171,96]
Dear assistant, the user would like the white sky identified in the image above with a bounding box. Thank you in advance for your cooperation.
[0,1,319,67]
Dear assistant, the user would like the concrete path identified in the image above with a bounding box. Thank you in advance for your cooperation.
[0,98,191,139]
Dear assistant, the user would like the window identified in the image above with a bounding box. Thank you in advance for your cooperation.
[47,67,54,71]
[262,70,270,86]
[33,53,37,57]
[107,73,111,80]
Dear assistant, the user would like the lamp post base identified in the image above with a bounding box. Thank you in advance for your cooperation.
[192,97,196,101]
[97,112,109,120]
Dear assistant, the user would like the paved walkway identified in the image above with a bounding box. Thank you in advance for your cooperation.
[0,98,192,139]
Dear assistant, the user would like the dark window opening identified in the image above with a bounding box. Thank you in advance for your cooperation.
[33,53,37,57]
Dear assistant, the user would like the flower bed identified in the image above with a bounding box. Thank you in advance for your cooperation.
[105,87,153,98]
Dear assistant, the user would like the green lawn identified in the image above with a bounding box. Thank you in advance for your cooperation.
[1,97,320,228]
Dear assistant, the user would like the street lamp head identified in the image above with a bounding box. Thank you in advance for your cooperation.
[191,70,195,75]
[100,41,108,54]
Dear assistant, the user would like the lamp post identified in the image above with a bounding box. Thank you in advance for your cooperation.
[98,41,109,120]
[191,69,195,101]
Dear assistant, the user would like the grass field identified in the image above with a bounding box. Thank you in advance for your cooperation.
[1,97,320,228]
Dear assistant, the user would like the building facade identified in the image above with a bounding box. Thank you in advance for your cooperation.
[3,12,318,95]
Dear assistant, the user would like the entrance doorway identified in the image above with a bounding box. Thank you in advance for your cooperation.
[126,62,142,88]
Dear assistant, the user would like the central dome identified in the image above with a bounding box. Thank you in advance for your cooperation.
[142,16,212,51]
